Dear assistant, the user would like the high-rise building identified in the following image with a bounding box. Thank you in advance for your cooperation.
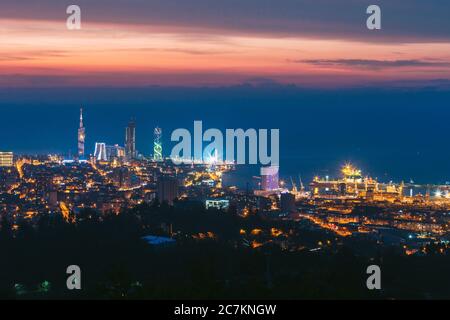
[280,192,296,212]
[94,143,107,161]
[111,167,132,188]
[0,152,13,167]
[261,166,279,191]
[154,127,163,161]
[78,107,85,158]
[157,176,179,206]
[0,163,18,192]
[205,199,230,210]
[125,119,136,159]
[106,144,126,161]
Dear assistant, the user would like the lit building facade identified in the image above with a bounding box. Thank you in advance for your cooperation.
[0,152,13,167]
[125,119,136,159]
[154,127,163,161]
[205,199,230,210]
[106,144,126,161]
[94,143,107,161]
[77,108,85,158]
[261,166,279,191]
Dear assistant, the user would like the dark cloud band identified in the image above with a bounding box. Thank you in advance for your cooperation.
[295,59,450,69]
[1,0,450,42]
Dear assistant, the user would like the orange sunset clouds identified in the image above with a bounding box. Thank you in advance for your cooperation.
[1,1,450,87]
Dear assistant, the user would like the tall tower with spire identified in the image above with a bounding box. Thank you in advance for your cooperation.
[78,107,85,159]
[125,118,136,160]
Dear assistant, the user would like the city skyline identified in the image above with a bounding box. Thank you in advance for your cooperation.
[3,102,450,190]
[2,86,450,185]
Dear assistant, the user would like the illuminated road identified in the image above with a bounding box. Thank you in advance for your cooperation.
[59,202,70,221]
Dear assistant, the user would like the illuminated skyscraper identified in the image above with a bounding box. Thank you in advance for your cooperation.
[94,143,107,161]
[0,152,13,167]
[154,127,163,161]
[125,119,136,159]
[106,144,126,161]
[77,108,85,158]
[261,166,279,191]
